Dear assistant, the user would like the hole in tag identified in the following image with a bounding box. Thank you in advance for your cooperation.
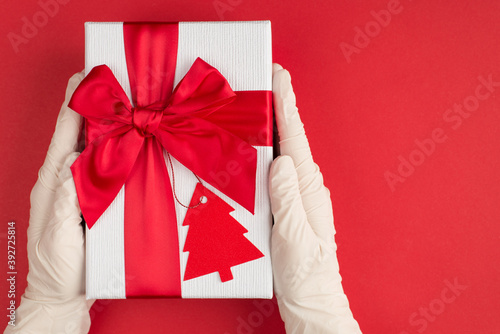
[200,196,208,204]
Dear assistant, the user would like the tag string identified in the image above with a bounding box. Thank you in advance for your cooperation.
[166,152,204,209]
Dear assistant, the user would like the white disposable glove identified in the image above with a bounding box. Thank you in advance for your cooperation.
[4,72,94,334]
[270,64,362,334]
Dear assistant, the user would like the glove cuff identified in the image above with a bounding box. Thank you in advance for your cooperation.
[276,294,363,334]
[4,294,93,334]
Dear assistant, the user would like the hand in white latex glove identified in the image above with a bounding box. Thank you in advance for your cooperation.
[270,64,362,334]
[4,72,94,334]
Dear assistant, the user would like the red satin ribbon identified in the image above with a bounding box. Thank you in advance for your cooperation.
[69,22,271,296]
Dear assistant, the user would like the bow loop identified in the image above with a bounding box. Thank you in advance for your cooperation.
[166,58,237,118]
[69,65,133,123]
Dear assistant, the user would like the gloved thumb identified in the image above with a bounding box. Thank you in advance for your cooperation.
[43,151,83,244]
[33,152,85,299]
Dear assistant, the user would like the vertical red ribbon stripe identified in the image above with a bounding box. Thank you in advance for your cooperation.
[123,22,181,297]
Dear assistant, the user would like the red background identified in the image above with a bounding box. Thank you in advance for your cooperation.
[1,0,499,333]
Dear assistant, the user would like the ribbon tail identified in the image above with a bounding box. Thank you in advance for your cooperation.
[71,127,144,228]
[155,117,257,214]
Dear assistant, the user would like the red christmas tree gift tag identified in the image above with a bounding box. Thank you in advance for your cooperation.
[182,183,264,282]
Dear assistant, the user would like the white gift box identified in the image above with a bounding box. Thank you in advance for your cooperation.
[83,21,273,299]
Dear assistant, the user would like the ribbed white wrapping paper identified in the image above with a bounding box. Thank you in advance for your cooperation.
[84,21,273,299]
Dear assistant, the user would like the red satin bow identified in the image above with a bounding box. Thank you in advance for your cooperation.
[69,58,257,228]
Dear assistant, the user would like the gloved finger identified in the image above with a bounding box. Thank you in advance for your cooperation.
[270,156,319,264]
[38,152,85,298]
[270,155,326,298]
[30,71,84,232]
[272,65,335,244]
